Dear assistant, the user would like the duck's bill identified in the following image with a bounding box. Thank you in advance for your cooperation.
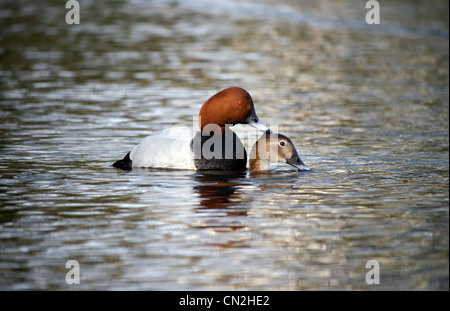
[294,163,311,171]
[286,155,311,171]
[246,113,269,132]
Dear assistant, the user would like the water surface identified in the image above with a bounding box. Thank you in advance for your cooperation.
[0,0,448,290]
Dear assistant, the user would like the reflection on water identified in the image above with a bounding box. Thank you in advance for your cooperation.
[0,0,448,290]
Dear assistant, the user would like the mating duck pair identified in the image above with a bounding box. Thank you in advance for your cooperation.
[113,87,310,172]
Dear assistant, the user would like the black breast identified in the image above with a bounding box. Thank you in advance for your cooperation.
[191,129,247,171]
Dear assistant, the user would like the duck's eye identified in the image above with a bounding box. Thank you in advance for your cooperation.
[238,101,243,106]
[279,141,286,147]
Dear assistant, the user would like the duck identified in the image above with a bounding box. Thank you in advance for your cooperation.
[249,133,310,171]
[113,87,269,171]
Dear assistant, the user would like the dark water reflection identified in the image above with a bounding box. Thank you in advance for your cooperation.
[0,0,448,290]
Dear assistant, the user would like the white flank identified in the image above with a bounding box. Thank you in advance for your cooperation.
[130,125,196,169]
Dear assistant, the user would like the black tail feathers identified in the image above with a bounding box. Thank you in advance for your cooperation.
[112,152,132,170]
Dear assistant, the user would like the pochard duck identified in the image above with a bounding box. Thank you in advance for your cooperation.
[249,133,310,171]
[113,87,268,171]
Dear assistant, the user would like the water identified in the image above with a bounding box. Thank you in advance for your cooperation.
[0,0,448,290]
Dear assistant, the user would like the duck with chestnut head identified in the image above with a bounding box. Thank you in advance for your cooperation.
[113,87,268,171]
